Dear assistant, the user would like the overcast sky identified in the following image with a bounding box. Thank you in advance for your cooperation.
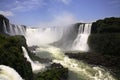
[0,0,120,27]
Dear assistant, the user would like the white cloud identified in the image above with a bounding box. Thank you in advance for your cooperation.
[53,0,71,4]
[108,0,120,8]
[37,12,77,27]
[109,0,120,4]
[11,0,46,12]
[61,0,71,4]
[0,11,14,17]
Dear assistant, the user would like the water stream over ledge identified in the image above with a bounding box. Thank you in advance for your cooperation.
[1,21,117,80]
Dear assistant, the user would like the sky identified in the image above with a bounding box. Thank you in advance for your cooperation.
[0,0,120,27]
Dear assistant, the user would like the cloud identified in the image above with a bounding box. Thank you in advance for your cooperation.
[11,0,46,12]
[0,11,14,16]
[109,0,120,4]
[53,0,71,4]
[108,0,120,8]
[61,0,71,4]
[38,12,77,27]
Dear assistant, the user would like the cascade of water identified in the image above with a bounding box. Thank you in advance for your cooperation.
[35,46,116,80]
[21,26,26,35]
[22,46,45,72]
[24,23,116,80]
[72,23,92,51]
[25,27,63,46]
[3,23,26,36]
[0,65,23,80]
[17,25,26,35]
[14,25,19,35]
[3,20,8,34]
[9,24,14,35]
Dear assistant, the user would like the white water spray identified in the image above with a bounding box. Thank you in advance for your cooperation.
[36,46,116,80]
[72,23,92,51]
[0,65,23,80]
[25,27,63,46]
[22,46,45,72]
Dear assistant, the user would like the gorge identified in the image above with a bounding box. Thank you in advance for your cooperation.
[0,15,120,80]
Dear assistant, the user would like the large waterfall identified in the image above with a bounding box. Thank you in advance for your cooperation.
[0,65,23,80]
[25,24,116,80]
[25,27,62,46]
[72,23,92,51]
[2,21,91,51]
[2,21,116,80]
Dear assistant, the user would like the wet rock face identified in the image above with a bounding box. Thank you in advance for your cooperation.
[0,14,10,34]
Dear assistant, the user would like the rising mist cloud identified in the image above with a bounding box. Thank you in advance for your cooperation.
[53,0,71,4]
[38,12,77,27]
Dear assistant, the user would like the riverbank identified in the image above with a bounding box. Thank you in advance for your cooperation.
[65,52,120,80]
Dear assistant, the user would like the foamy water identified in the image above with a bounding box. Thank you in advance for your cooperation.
[0,65,23,80]
[35,46,116,80]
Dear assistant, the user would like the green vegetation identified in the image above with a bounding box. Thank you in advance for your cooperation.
[88,33,120,55]
[34,65,68,80]
[0,34,33,80]
[89,17,120,55]
[91,17,120,33]
[0,14,68,80]
[87,17,120,79]
[0,34,68,80]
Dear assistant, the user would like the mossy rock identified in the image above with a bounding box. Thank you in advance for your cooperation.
[88,33,120,56]
[0,34,33,80]
[91,17,120,33]
[34,66,68,80]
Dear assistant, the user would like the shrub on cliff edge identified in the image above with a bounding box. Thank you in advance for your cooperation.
[0,34,33,80]
[88,33,120,56]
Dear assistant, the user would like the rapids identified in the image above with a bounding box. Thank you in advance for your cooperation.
[35,45,116,80]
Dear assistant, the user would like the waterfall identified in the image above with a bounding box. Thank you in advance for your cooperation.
[25,27,63,46]
[9,24,14,35]
[10,25,26,36]
[72,23,92,51]
[2,20,26,36]
[3,20,8,34]
[22,46,45,72]
[0,65,23,80]
[23,23,116,80]
[25,24,91,51]
[14,25,25,35]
